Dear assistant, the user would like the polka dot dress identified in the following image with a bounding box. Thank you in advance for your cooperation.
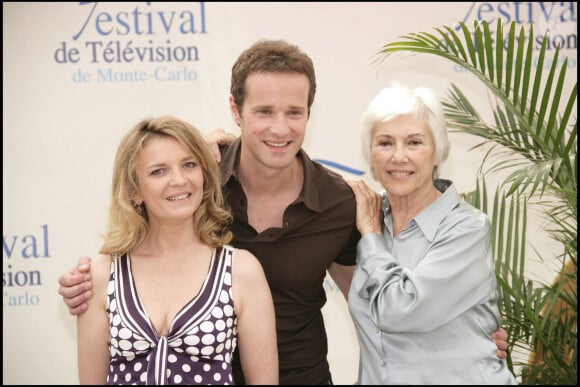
[106,246,238,385]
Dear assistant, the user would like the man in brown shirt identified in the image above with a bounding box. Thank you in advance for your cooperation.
[219,137,358,384]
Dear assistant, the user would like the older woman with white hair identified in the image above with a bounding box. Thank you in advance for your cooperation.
[344,83,517,385]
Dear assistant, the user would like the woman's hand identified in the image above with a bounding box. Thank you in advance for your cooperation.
[343,178,383,236]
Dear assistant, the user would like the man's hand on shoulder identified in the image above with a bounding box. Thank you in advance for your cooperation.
[205,128,238,163]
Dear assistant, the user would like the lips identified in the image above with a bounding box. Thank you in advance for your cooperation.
[264,141,290,147]
[166,193,191,201]
[389,171,413,177]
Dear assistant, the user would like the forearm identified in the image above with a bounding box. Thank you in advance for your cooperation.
[354,231,493,332]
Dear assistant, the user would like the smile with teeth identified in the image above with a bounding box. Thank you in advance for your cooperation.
[389,171,412,176]
[167,193,191,201]
[265,141,290,147]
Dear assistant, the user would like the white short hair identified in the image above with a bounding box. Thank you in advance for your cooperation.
[360,82,450,179]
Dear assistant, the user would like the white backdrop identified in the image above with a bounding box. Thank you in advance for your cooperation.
[3,2,576,384]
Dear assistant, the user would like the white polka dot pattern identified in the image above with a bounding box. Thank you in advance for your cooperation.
[105,246,238,385]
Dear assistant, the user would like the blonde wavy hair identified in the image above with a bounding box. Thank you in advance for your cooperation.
[100,116,233,256]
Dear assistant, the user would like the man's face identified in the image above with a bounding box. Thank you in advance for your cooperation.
[231,72,309,172]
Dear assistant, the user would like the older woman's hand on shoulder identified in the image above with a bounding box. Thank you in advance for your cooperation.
[344,178,383,236]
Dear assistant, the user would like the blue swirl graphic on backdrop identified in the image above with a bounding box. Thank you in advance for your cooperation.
[313,159,365,176]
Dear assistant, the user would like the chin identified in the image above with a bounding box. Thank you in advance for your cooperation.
[267,155,295,168]
[384,187,411,198]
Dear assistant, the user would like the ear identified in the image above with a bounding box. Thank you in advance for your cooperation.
[132,193,143,207]
[229,95,241,126]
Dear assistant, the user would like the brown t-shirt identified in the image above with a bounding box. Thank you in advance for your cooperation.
[220,138,359,385]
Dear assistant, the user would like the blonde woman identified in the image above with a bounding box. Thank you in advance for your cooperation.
[77,116,277,385]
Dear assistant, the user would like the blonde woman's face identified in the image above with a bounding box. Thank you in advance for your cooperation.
[134,136,204,225]
[370,115,437,201]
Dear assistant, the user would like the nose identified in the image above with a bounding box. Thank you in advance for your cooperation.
[270,113,290,136]
[170,168,187,185]
[391,144,408,162]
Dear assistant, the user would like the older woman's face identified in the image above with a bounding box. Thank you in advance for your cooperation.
[370,115,437,200]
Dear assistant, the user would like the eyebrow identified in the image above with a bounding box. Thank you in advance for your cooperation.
[145,156,196,169]
[376,132,426,138]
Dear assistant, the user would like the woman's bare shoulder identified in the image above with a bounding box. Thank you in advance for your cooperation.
[230,248,264,278]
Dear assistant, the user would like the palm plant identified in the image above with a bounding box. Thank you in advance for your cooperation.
[376,19,576,384]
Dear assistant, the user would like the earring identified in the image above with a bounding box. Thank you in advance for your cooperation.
[134,202,144,216]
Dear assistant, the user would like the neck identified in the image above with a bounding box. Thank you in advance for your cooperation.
[137,220,204,257]
[237,154,303,196]
[389,185,441,225]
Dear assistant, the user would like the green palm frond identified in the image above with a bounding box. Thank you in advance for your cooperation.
[464,180,577,385]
